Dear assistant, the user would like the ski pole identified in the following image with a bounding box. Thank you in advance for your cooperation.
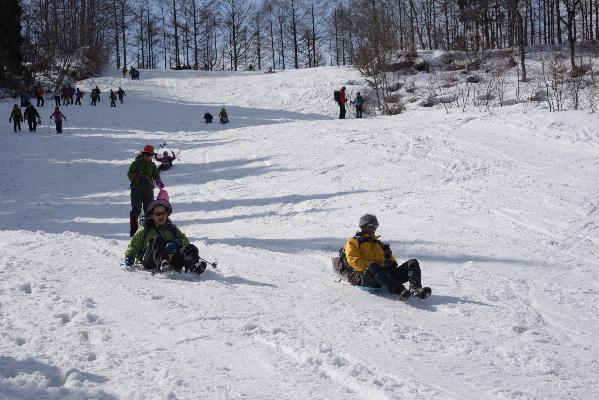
[199,255,218,269]
[161,142,181,161]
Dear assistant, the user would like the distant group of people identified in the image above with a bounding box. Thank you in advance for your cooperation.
[90,86,126,107]
[9,102,66,133]
[203,108,229,124]
[9,81,130,134]
[335,86,365,119]
[122,66,140,80]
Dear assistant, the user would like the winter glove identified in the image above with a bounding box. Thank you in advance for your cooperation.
[166,242,178,254]
[155,180,164,189]
[124,256,135,267]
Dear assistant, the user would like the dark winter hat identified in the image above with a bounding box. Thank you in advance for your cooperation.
[359,214,379,228]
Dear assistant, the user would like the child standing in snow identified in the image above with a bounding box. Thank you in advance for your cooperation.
[110,90,117,107]
[9,104,23,132]
[50,106,67,134]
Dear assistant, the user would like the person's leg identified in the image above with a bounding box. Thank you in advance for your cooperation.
[32,120,37,131]
[390,259,421,289]
[142,237,169,270]
[56,121,62,133]
[130,187,144,236]
[363,262,407,295]
[28,120,33,131]
[178,244,202,273]
[141,185,155,216]
[13,121,17,132]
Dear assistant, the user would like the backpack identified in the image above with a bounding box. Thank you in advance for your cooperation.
[333,90,340,103]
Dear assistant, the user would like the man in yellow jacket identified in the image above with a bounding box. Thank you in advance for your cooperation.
[342,214,431,300]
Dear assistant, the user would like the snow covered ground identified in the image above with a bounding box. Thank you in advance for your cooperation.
[1,65,598,400]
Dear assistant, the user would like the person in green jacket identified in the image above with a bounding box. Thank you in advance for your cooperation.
[128,144,163,237]
[9,104,22,132]
[124,191,204,274]
[352,92,365,118]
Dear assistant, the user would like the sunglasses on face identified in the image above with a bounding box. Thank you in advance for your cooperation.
[153,211,167,217]
[365,224,378,229]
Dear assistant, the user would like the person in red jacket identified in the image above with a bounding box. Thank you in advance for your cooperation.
[35,86,45,107]
[338,86,348,119]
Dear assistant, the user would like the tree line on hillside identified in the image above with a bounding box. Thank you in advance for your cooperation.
[0,0,597,91]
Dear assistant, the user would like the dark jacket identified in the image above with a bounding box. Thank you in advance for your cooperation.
[23,105,40,121]
[127,156,161,187]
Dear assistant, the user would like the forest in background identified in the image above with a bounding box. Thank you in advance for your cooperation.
[1,0,597,92]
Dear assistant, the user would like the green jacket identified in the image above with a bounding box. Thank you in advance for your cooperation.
[125,222,190,261]
[127,157,161,186]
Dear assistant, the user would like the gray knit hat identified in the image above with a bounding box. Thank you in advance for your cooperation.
[359,214,379,228]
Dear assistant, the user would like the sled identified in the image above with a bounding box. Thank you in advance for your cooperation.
[331,256,385,292]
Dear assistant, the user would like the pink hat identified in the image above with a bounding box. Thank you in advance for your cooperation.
[145,188,172,215]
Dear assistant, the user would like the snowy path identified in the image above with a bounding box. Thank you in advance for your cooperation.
[1,67,598,399]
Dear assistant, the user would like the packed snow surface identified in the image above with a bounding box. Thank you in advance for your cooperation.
[1,66,598,400]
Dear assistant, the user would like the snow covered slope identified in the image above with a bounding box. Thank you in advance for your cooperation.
[1,66,598,400]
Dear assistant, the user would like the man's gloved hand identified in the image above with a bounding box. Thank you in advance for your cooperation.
[384,260,398,269]
[124,256,135,267]
[166,242,178,254]
[155,180,164,189]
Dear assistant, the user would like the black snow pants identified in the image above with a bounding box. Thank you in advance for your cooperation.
[130,183,154,236]
[27,118,37,132]
[142,236,202,273]
[360,259,422,294]
[339,103,346,119]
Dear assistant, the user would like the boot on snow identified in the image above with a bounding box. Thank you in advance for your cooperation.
[410,286,432,299]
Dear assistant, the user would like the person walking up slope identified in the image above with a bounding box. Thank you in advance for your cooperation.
[23,103,41,132]
[35,86,45,107]
[337,86,348,119]
[219,107,229,124]
[127,145,163,237]
[352,92,365,118]
[9,104,23,132]
[50,106,67,134]
[110,90,117,107]
[75,88,83,105]
[117,87,126,103]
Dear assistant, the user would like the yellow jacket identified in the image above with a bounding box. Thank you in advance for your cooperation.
[344,232,397,273]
